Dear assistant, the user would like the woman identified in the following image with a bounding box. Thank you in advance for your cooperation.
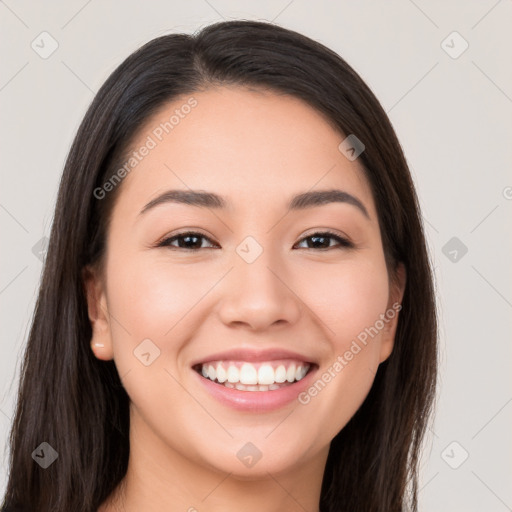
[1,20,437,512]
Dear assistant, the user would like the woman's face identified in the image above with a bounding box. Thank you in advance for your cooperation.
[86,86,405,479]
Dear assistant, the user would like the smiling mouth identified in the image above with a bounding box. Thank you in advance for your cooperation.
[193,360,315,392]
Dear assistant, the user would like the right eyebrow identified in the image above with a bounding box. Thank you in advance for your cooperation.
[287,189,370,219]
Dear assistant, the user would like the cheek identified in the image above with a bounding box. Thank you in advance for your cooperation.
[294,258,390,438]
[103,253,204,422]
[106,254,207,338]
[297,255,390,345]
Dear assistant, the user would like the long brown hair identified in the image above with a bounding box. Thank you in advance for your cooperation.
[1,20,437,512]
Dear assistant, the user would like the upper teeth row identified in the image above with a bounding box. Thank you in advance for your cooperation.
[200,362,310,385]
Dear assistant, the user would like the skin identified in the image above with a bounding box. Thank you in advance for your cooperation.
[85,86,406,512]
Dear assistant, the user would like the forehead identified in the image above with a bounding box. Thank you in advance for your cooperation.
[112,86,375,219]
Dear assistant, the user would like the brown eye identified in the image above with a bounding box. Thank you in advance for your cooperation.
[158,232,217,250]
[295,231,354,250]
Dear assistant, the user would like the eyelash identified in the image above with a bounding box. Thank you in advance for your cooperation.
[156,230,354,251]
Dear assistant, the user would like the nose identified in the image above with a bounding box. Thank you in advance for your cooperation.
[216,248,302,332]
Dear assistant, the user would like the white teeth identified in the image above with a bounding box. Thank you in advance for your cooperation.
[239,363,258,385]
[295,365,307,381]
[274,365,286,383]
[227,366,239,383]
[216,364,227,383]
[198,360,311,388]
[286,364,296,382]
[257,364,275,385]
[233,383,269,392]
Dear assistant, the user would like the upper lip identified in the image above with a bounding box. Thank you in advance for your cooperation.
[191,348,316,367]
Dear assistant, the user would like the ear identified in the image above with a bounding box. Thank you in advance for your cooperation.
[379,262,406,363]
[82,265,114,361]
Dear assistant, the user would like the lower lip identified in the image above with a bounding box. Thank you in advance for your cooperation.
[192,366,318,412]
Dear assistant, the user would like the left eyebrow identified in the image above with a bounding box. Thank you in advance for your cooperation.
[138,188,370,220]
[288,189,370,219]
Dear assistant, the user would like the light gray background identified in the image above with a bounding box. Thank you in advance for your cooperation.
[1,1,511,510]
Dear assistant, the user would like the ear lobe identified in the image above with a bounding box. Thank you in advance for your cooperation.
[82,265,114,360]
[379,263,407,363]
